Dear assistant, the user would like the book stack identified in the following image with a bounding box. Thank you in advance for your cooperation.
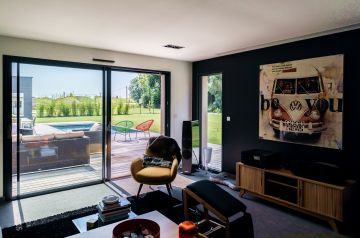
[97,198,131,223]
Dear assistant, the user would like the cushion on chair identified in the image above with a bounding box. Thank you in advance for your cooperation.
[147,136,182,163]
[186,180,246,217]
[135,167,171,182]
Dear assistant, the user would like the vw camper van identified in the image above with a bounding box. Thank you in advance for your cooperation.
[269,71,327,139]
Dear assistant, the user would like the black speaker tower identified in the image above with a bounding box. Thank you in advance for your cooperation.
[182,121,192,174]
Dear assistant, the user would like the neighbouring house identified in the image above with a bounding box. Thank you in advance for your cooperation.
[11,76,33,119]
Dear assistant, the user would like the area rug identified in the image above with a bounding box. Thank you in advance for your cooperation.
[2,190,187,238]
[127,190,190,225]
[112,174,195,196]
[2,205,97,238]
[2,190,253,238]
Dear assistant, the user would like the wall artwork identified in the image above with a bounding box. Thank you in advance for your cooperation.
[259,54,343,149]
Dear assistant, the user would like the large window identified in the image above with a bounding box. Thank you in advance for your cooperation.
[10,63,104,197]
[3,56,170,199]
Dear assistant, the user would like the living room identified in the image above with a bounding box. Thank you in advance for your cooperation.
[1,1,360,237]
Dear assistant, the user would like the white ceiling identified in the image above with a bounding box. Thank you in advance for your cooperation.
[1,0,360,62]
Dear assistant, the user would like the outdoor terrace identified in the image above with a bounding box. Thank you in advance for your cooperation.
[12,126,221,196]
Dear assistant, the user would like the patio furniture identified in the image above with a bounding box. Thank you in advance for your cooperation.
[12,131,90,174]
[112,120,135,141]
[134,119,154,139]
[84,123,103,153]
[130,135,182,197]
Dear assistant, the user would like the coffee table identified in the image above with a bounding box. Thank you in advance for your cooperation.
[67,211,178,238]
[72,211,137,233]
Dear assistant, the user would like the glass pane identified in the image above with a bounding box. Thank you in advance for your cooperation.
[204,74,222,171]
[14,63,103,196]
[111,71,162,178]
[11,63,19,197]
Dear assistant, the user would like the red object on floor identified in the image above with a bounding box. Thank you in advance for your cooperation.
[178,221,198,238]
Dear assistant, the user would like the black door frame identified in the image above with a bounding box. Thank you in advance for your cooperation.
[2,55,171,200]
[192,72,223,171]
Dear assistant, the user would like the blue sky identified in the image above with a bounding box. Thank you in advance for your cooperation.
[13,63,138,98]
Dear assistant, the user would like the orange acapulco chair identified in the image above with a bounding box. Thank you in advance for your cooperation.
[135,119,154,139]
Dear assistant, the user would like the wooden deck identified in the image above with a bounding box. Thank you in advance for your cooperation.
[207,143,222,171]
[12,134,222,196]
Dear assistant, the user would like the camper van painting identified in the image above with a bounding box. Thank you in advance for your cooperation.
[270,72,326,138]
[259,54,343,149]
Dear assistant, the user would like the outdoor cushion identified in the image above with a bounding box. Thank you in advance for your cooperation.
[54,131,84,139]
[89,123,102,131]
[21,134,54,142]
[12,134,21,142]
[135,166,171,182]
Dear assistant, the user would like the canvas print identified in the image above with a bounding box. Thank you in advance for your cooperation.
[259,54,343,149]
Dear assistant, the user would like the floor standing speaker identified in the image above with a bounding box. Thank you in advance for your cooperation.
[182,121,192,174]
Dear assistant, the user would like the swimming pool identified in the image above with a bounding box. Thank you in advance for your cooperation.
[49,123,95,132]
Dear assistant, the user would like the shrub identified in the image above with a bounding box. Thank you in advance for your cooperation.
[86,101,95,116]
[37,104,45,118]
[95,102,101,116]
[71,101,77,116]
[123,103,129,115]
[48,101,56,117]
[117,102,123,115]
[79,102,86,116]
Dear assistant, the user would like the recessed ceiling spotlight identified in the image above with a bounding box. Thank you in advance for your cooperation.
[163,44,184,49]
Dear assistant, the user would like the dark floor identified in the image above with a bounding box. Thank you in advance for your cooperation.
[0,170,357,238]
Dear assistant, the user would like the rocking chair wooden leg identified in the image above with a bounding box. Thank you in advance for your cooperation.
[137,184,144,198]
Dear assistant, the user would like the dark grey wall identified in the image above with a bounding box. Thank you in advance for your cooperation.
[12,76,33,119]
[193,29,360,180]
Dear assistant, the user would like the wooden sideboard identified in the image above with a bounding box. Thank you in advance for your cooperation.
[236,162,354,232]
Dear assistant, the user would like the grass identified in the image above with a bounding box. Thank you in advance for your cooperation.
[208,112,222,145]
[36,111,222,145]
[37,113,161,133]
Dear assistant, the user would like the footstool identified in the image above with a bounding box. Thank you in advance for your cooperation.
[183,180,251,238]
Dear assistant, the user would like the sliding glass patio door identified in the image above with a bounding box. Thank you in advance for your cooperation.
[109,70,165,179]
[4,56,170,199]
[9,61,104,198]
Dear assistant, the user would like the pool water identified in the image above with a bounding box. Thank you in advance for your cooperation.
[50,123,94,132]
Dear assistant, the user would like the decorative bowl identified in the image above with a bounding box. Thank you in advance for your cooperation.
[113,218,160,238]
[102,195,119,205]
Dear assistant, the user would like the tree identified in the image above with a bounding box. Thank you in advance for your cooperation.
[208,74,222,113]
[129,74,161,109]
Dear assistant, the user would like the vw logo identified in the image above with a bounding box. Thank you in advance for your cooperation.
[290,100,302,111]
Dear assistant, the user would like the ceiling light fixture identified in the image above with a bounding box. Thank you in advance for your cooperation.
[163,44,184,49]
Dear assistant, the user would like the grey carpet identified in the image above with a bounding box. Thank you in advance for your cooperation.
[0,173,354,238]
[174,169,351,238]
[0,183,120,229]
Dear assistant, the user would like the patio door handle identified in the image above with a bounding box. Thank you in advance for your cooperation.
[8,124,12,139]
[106,122,112,132]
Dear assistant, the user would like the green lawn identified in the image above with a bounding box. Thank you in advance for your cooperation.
[208,113,222,145]
[36,111,222,145]
[37,113,161,133]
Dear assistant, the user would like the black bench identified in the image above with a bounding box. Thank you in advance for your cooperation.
[183,180,253,238]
